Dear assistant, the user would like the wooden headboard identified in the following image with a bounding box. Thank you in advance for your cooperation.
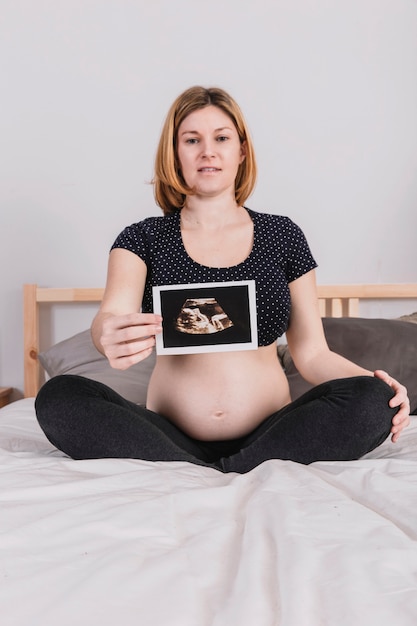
[23,283,417,398]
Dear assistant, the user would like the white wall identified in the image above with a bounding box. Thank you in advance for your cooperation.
[1,0,417,398]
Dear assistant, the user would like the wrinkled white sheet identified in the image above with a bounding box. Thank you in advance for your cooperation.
[1,399,417,626]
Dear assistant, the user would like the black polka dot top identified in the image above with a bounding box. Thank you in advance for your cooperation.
[111,208,317,346]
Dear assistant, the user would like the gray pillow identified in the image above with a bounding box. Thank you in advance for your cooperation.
[279,317,417,414]
[39,330,156,405]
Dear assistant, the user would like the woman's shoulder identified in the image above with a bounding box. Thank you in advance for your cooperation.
[119,212,179,236]
[247,208,312,254]
[111,212,179,254]
[246,208,297,229]
[131,211,178,228]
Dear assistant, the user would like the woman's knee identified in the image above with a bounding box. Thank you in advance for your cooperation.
[350,376,395,449]
[35,375,113,457]
[35,375,103,431]
[36,375,89,412]
[355,376,395,414]
[320,376,395,452]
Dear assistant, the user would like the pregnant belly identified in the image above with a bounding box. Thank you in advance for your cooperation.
[146,348,291,440]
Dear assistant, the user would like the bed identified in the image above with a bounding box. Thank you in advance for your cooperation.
[1,283,417,626]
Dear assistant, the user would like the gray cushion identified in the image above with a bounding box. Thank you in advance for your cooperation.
[39,330,156,405]
[279,317,417,414]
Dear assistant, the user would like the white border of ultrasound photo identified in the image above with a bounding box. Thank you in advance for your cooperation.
[152,281,258,355]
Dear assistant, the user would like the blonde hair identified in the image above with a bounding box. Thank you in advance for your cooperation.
[153,86,257,215]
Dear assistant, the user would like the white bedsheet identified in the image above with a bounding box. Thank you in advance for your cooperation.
[1,398,417,626]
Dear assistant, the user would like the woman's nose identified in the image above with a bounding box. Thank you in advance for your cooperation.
[200,139,216,157]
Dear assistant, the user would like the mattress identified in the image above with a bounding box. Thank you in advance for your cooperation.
[1,398,417,626]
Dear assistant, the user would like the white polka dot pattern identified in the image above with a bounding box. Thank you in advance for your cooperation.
[111,208,317,346]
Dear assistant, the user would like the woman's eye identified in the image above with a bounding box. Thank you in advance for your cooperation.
[186,138,199,144]
[217,136,229,142]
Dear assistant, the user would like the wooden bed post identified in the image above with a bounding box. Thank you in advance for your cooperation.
[23,284,105,397]
[23,284,40,398]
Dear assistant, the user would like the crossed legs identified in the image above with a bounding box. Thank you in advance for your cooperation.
[35,375,395,473]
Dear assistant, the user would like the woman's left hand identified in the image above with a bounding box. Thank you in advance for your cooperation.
[374,370,411,442]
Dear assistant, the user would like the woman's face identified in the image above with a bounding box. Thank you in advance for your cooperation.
[176,105,246,201]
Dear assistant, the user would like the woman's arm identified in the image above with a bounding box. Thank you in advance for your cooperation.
[286,270,410,441]
[91,248,162,370]
[286,271,372,383]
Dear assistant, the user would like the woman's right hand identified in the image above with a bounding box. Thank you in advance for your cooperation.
[99,312,163,370]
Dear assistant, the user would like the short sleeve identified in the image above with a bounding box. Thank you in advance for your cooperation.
[284,219,318,282]
[110,220,152,266]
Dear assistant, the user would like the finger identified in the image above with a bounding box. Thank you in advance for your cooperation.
[119,323,162,344]
[389,388,409,410]
[109,338,157,369]
[102,318,162,348]
[390,410,411,442]
[101,314,162,337]
[373,369,389,381]
[113,333,157,358]
[114,313,163,330]
[374,371,409,408]
[389,394,405,408]
[391,419,409,442]
[110,350,154,370]
[392,412,409,427]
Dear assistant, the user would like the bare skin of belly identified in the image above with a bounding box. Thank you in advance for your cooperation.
[146,343,291,441]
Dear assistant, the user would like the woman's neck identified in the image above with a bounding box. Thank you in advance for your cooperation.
[181,195,245,231]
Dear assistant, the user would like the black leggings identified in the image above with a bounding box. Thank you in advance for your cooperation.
[35,375,396,473]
